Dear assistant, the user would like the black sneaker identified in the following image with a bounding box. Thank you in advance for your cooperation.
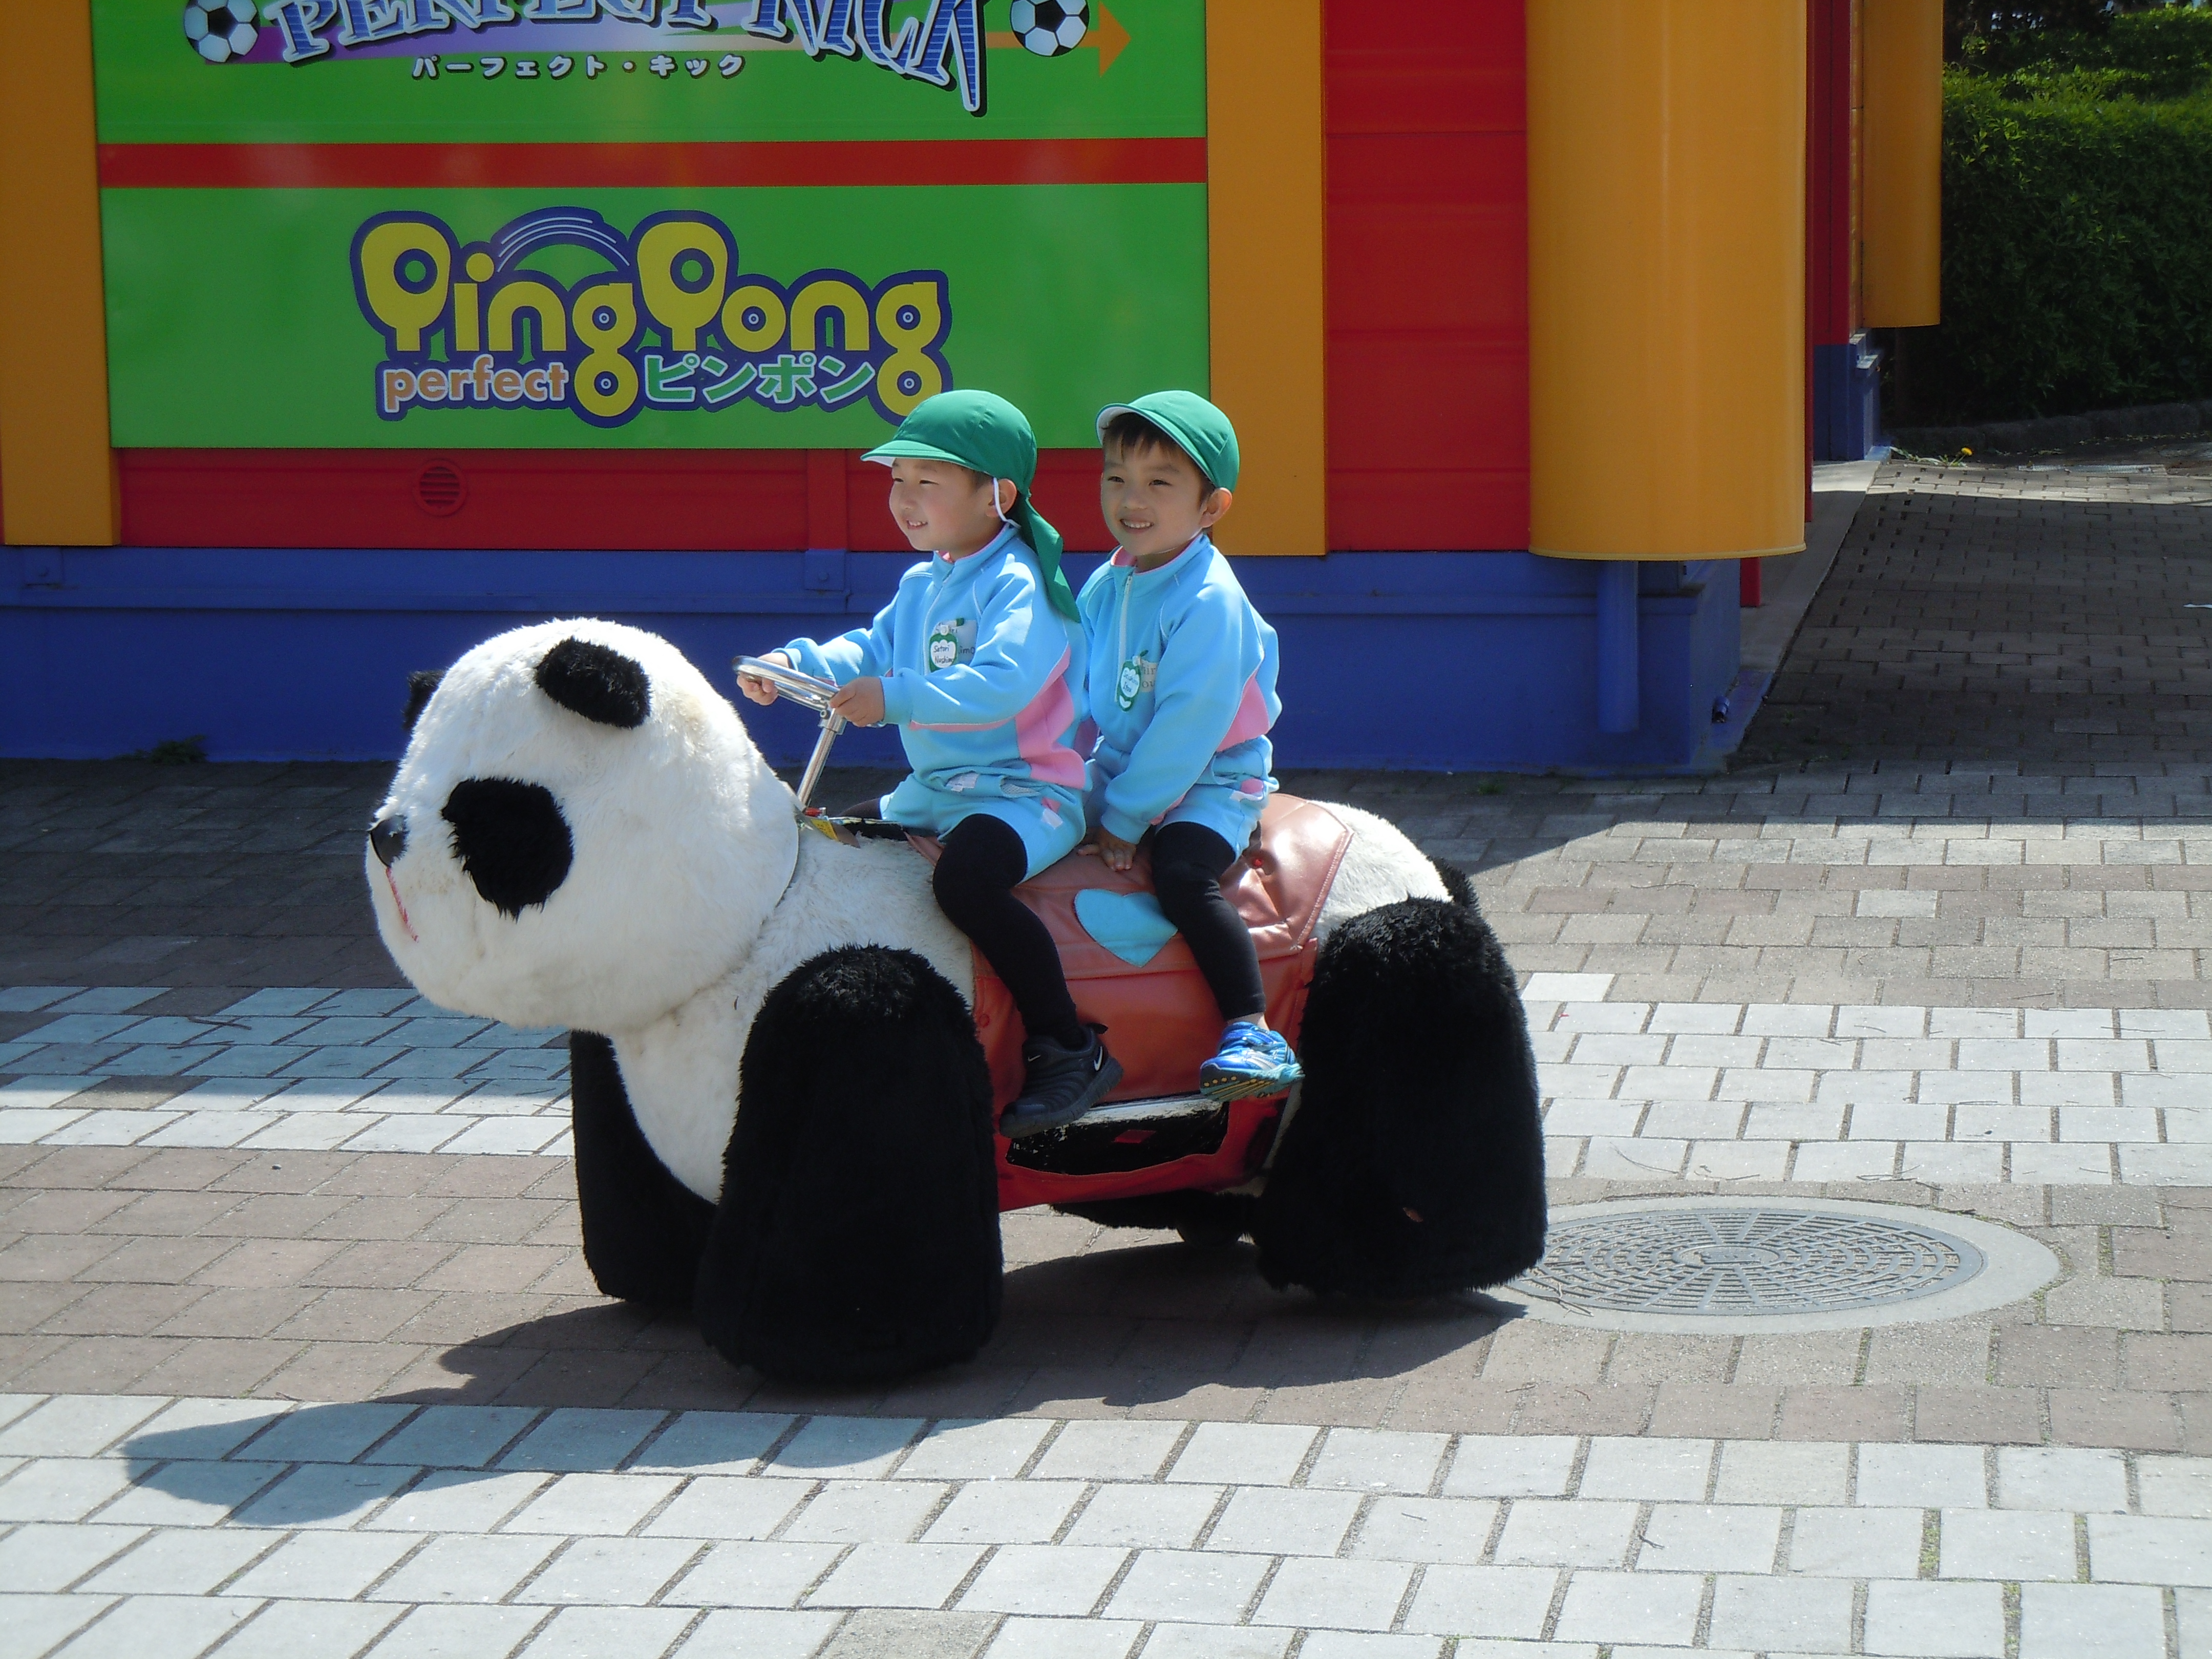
[1000,1026,1123,1139]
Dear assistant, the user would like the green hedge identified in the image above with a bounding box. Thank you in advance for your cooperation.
[1909,12,2212,421]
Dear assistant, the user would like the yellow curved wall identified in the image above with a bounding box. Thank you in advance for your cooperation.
[1862,0,1943,328]
[0,0,117,545]
[1528,0,1806,561]
[1207,0,1326,558]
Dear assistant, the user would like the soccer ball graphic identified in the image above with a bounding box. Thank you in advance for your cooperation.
[183,0,256,62]
[1009,0,1087,57]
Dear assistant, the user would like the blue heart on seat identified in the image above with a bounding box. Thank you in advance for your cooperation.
[1075,888,1180,966]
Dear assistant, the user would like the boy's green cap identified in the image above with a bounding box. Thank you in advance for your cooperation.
[1096,390,1240,493]
[863,389,1075,620]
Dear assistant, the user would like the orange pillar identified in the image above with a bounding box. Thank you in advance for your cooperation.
[1862,0,1942,328]
[0,0,119,545]
[1527,0,1807,562]
[1207,0,1326,557]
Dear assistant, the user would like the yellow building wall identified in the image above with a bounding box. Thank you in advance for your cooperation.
[1862,0,1943,328]
[0,0,118,545]
[1527,0,1807,561]
[1207,0,1327,558]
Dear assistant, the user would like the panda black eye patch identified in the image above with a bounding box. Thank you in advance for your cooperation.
[441,778,573,919]
[535,637,651,729]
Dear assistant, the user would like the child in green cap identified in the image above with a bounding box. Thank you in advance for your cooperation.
[1077,390,1300,1103]
[739,389,1122,1134]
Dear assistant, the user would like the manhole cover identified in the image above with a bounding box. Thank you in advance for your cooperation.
[1503,1197,2060,1334]
[1521,1207,1982,1315]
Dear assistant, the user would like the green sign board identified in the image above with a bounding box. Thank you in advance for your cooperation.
[91,1,1208,449]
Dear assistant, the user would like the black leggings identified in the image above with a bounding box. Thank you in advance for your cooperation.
[1152,821,1266,1022]
[930,813,1084,1050]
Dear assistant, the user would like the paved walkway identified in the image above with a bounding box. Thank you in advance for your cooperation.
[2,446,2210,1656]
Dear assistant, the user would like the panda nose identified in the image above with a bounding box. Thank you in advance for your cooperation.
[369,815,409,868]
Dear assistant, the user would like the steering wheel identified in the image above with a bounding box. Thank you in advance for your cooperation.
[733,656,852,832]
[733,655,840,713]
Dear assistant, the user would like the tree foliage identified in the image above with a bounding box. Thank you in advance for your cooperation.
[1907,8,2212,421]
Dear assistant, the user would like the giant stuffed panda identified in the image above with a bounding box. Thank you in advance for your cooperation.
[368,620,1545,1383]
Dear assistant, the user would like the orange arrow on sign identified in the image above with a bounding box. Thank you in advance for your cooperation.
[1092,3,1130,74]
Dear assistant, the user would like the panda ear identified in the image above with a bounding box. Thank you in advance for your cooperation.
[535,636,651,729]
[402,669,445,733]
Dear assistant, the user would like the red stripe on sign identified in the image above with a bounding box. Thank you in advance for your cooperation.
[97,137,1207,189]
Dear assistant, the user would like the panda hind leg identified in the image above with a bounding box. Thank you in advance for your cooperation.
[1252,897,1547,1299]
[569,1031,717,1308]
[695,946,1002,1384]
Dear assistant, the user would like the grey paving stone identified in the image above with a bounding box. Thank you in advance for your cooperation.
[358,1603,551,1659]
[512,1605,695,1659]
[0,1396,172,1458]
[955,1543,1125,1617]
[1102,1547,1271,1624]
[1940,1508,2080,1581]
[1492,1498,1640,1567]
[663,1540,843,1608]
[1349,1496,1498,1565]
[1862,1580,2008,1658]
[782,1480,948,1545]
[212,1601,406,1659]
[366,1406,538,1469]
[1707,1572,1856,1652]
[365,1470,550,1535]
[645,1475,809,1542]
[805,1542,985,1610]
[1060,1483,1222,1550]
[1304,1429,1451,1494]
[1399,1563,1559,1639]
[977,1617,1143,1659]
[1550,1569,1704,1646]
[922,1481,1086,1546]
[44,1593,261,1658]
[669,1608,843,1659]
[227,1529,419,1599]
[897,1418,1054,1482]
[1166,1421,1315,1486]
[1788,1506,1926,1578]
[1252,1556,1414,1631]
[368,1535,563,1605]
[1635,1503,1783,1573]
[1029,1421,1185,1484]
[0,1522,146,1592]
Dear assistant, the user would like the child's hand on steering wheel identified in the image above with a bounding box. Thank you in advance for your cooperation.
[827,676,887,727]
[1079,826,1139,872]
[737,651,790,706]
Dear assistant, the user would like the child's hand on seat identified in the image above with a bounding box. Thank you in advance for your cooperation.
[828,676,887,727]
[1078,826,1139,872]
[737,651,791,706]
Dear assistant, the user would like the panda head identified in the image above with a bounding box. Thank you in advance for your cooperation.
[367,620,798,1034]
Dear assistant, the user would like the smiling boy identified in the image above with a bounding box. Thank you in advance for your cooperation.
[739,390,1121,1133]
[1077,391,1299,1102]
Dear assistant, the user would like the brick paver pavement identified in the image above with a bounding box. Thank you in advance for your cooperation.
[2,445,2210,1655]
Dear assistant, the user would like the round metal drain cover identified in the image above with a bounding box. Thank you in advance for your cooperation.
[1524,1207,1982,1315]
[1503,1197,2059,1334]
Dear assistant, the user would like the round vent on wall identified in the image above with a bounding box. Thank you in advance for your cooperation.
[414,459,467,517]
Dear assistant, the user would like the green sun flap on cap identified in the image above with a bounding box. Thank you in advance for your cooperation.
[862,390,1077,621]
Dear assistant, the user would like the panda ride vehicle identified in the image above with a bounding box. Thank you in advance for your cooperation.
[368,619,1546,1383]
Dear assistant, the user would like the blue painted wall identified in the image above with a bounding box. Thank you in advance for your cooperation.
[2,545,1740,774]
[1814,336,1884,462]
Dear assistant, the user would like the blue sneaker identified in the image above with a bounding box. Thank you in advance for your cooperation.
[1198,1021,1303,1103]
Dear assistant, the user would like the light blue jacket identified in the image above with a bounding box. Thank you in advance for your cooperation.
[1077,533,1281,844]
[780,526,1088,802]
